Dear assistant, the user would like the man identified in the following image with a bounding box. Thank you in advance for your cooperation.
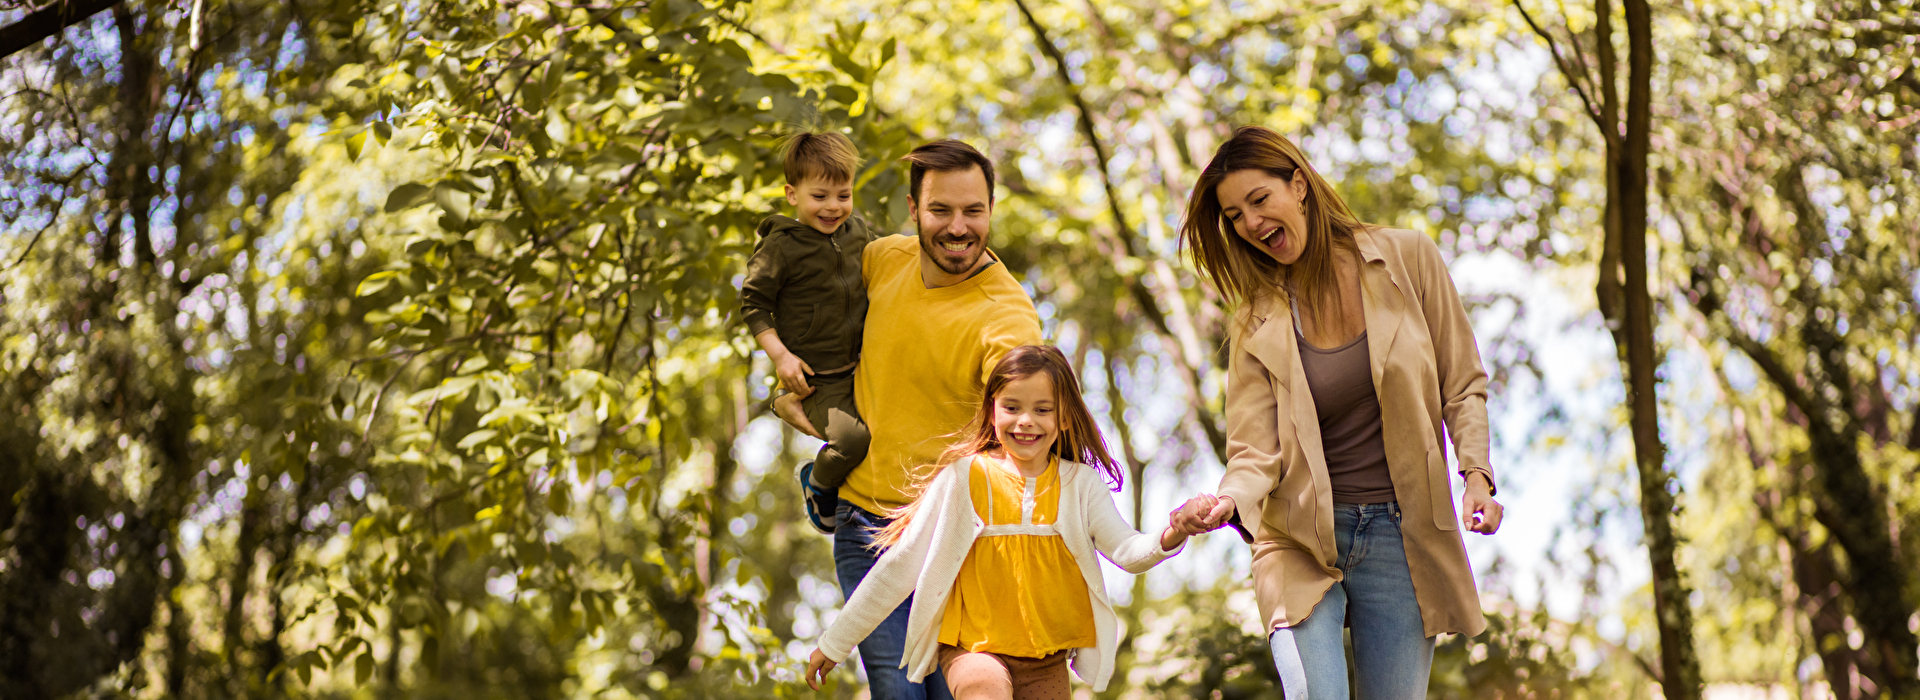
[783,139,1043,699]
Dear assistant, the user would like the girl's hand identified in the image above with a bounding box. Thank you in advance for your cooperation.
[775,352,816,398]
[1461,473,1502,534]
[804,647,837,690]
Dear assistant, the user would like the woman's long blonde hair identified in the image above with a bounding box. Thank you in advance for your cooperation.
[1178,126,1375,337]
[870,345,1121,550]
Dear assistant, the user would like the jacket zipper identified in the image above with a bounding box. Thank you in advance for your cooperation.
[831,233,851,366]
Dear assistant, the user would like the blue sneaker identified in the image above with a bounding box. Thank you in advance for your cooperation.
[797,462,841,535]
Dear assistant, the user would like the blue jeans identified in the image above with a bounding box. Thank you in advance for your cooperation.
[833,502,954,700]
[1268,502,1434,700]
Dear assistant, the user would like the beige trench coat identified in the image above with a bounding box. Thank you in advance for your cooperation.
[1215,227,1494,638]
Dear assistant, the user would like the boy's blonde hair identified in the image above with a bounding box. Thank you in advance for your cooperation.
[782,131,861,186]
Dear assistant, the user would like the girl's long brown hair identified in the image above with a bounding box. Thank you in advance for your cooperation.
[870,345,1122,549]
[1178,126,1374,338]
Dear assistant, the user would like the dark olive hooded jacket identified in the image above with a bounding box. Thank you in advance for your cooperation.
[739,214,875,372]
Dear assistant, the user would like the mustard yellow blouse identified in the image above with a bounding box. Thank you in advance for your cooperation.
[937,455,1098,658]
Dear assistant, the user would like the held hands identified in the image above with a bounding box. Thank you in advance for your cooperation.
[1461,472,1503,534]
[774,351,816,398]
[1169,494,1236,538]
[804,647,837,690]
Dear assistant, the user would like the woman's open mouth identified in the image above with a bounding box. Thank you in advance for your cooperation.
[1258,226,1285,253]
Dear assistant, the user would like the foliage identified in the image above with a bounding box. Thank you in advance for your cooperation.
[1,0,1915,697]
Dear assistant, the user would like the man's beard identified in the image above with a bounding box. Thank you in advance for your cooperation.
[916,219,987,277]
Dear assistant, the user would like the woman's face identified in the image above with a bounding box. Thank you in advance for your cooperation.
[1216,168,1310,266]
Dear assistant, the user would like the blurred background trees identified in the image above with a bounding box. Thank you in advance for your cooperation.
[0,0,1913,698]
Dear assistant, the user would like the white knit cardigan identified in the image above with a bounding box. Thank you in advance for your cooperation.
[817,455,1184,691]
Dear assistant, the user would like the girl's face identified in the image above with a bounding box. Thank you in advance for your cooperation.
[1216,168,1310,266]
[991,372,1059,474]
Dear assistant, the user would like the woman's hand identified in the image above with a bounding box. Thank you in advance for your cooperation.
[1461,472,1502,534]
[804,647,837,690]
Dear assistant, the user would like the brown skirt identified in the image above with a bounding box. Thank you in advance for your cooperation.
[936,644,1071,700]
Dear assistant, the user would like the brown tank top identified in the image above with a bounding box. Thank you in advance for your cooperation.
[1296,329,1397,504]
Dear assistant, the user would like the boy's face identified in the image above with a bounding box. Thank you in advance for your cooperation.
[784,176,854,235]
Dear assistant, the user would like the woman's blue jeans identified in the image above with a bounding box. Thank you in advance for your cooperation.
[1268,502,1435,700]
[832,502,953,700]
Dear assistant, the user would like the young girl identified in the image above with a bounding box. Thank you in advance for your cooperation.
[803,344,1211,698]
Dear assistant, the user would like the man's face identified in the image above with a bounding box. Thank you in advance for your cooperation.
[910,166,993,286]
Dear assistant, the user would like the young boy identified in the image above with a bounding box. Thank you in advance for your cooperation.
[740,131,873,535]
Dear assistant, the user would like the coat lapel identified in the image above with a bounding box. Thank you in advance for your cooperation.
[1244,299,1337,561]
[1356,229,1403,389]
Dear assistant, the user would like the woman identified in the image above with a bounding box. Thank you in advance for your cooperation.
[1170,125,1504,699]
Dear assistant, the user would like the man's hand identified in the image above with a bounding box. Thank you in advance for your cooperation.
[775,351,816,398]
[773,393,823,440]
[804,648,837,690]
[1461,472,1503,534]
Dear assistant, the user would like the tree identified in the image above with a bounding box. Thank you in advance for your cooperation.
[1514,0,1704,694]
[1661,1,1920,696]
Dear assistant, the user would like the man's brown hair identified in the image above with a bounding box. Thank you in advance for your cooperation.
[902,139,996,204]
[782,131,861,185]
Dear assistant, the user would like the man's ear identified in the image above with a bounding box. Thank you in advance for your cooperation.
[907,196,920,219]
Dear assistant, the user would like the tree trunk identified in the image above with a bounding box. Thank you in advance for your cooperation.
[1618,1,1704,696]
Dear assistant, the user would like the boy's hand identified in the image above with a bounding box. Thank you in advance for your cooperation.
[775,352,816,398]
[804,648,837,690]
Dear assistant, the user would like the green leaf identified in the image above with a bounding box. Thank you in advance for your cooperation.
[457,429,497,450]
[345,127,369,162]
[355,652,374,685]
[372,121,394,146]
[407,374,480,406]
[433,183,472,224]
[384,183,432,213]
[356,270,399,297]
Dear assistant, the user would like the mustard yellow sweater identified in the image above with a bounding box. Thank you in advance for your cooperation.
[844,235,1043,515]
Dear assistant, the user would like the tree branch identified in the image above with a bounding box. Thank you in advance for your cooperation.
[1511,0,1611,139]
[0,0,122,60]
[1012,0,1227,462]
